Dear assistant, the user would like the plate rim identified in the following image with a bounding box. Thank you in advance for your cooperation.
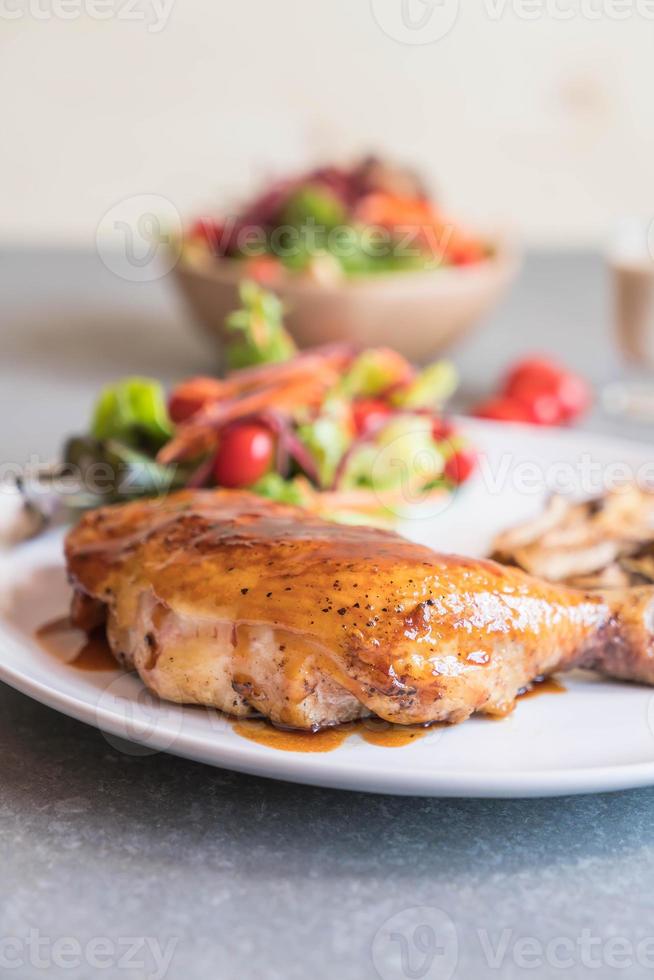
[4,418,654,798]
[2,621,654,799]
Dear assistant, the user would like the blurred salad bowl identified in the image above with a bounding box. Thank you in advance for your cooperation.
[171,156,520,363]
[173,236,519,364]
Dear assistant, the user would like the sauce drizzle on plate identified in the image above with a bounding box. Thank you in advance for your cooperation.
[487,675,567,718]
[36,616,116,672]
[231,717,434,753]
[518,675,567,700]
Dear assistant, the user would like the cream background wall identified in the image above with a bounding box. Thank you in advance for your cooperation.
[1,0,653,247]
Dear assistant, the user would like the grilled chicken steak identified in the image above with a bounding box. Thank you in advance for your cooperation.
[65,490,654,730]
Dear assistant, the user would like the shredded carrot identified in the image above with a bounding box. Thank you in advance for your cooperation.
[159,363,345,464]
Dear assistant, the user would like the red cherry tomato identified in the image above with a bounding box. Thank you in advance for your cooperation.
[472,397,533,423]
[213,423,275,488]
[444,449,476,484]
[520,389,564,426]
[169,394,201,425]
[352,399,392,436]
[504,357,564,393]
[432,417,456,441]
[168,377,224,424]
[555,372,591,421]
[504,357,590,423]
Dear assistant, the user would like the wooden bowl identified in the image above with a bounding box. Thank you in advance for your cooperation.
[171,236,520,364]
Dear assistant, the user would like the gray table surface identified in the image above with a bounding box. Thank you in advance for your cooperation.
[2,248,654,980]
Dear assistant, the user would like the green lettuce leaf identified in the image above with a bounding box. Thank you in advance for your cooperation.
[225,280,297,370]
[296,410,352,488]
[64,435,182,502]
[250,472,308,507]
[392,360,458,410]
[91,377,172,449]
[281,184,347,231]
[339,349,411,399]
[341,415,444,492]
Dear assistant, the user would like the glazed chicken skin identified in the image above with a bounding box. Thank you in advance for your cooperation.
[65,490,654,730]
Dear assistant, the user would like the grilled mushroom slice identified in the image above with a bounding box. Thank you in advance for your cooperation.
[490,486,654,589]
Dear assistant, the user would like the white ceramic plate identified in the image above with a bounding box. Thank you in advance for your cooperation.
[2,420,654,798]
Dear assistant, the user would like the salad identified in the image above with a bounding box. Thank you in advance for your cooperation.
[38,282,475,528]
[184,156,490,284]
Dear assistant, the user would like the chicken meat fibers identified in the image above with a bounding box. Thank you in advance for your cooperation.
[65,490,654,730]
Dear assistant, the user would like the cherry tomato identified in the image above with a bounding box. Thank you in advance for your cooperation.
[169,393,201,425]
[555,372,592,421]
[432,417,456,441]
[352,399,392,436]
[213,423,275,488]
[503,357,563,394]
[168,377,224,424]
[472,397,533,423]
[504,357,590,423]
[444,449,476,484]
[522,391,564,426]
